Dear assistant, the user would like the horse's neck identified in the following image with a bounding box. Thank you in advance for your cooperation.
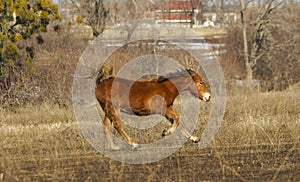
[164,76,190,93]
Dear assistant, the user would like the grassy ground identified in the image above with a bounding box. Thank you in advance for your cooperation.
[0,86,299,181]
[192,27,227,37]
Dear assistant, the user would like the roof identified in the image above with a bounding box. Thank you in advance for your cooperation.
[155,0,201,11]
[154,0,201,22]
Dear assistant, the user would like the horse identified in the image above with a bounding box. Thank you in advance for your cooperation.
[95,68,211,150]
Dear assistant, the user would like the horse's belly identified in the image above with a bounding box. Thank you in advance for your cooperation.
[126,96,166,115]
[121,106,151,116]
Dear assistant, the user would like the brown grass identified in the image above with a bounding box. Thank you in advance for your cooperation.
[193,27,227,37]
[0,86,299,181]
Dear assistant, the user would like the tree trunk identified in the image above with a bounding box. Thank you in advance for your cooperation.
[239,0,253,85]
[239,0,283,86]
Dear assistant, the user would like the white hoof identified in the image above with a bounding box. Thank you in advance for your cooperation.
[131,143,140,150]
[162,129,170,136]
[189,136,200,143]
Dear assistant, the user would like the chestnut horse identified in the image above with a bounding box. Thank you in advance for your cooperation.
[95,69,211,150]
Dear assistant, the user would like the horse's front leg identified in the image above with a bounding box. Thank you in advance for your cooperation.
[162,107,179,136]
[109,107,139,150]
[163,107,200,143]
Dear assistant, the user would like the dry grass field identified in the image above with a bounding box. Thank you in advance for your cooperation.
[0,84,299,181]
[193,27,227,37]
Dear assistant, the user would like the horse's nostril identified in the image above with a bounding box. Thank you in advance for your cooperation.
[204,94,210,102]
[207,95,211,101]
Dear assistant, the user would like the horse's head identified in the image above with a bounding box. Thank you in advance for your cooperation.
[186,69,211,102]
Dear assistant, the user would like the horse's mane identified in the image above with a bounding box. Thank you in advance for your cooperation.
[96,66,192,84]
[157,69,189,83]
[96,64,113,84]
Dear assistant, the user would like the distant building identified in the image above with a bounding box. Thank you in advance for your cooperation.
[153,0,202,27]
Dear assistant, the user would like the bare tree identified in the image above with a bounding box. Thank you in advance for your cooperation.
[214,0,225,27]
[107,0,155,24]
[239,0,251,82]
[256,1,300,90]
[70,0,155,36]
[239,0,284,85]
[70,0,109,37]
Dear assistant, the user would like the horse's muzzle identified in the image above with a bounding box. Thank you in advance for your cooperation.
[203,93,211,102]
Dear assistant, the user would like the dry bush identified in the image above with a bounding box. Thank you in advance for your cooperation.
[209,29,246,80]
[0,24,89,109]
[31,27,88,107]
[221,28,245,80]
[255,4,300,91]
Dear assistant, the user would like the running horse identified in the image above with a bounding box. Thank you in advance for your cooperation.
[95,69,211,149]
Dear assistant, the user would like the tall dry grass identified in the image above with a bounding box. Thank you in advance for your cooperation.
[219,85,300,147]
[0,85,299,181]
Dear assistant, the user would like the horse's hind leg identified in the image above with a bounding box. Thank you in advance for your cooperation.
[103,116,120,150]
[163,107,200,143]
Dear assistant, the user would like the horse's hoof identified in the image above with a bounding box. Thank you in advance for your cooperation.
[162,129,170,137]
[190,136,200,143]
[131,143,140,150]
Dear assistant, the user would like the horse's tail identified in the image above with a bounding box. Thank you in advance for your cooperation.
[96,63,113,84]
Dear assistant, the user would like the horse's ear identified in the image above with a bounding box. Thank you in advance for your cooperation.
[186,68,196,76]
[186,69,202,82]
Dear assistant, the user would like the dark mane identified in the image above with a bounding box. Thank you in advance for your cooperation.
[157,69,189,83]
